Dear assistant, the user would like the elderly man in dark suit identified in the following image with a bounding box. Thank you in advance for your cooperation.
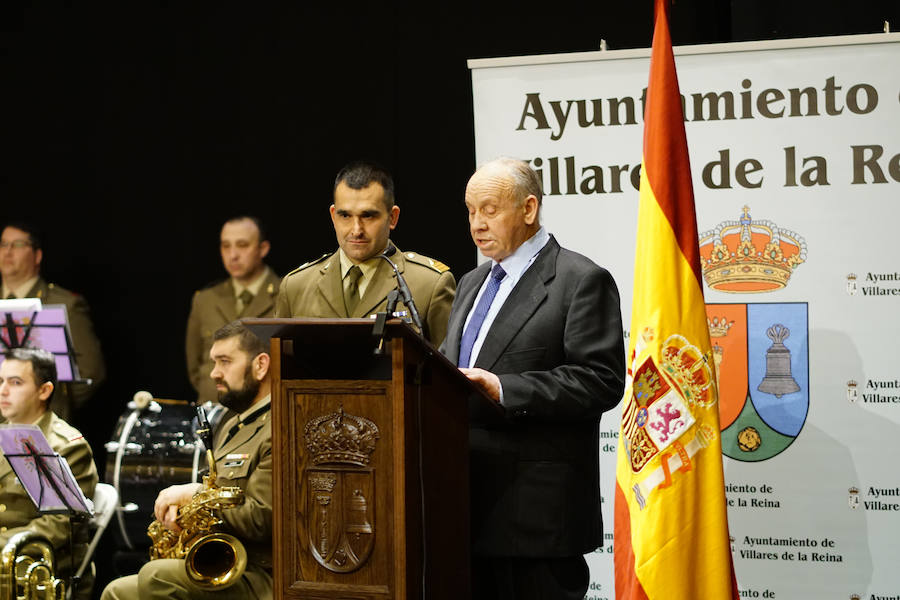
[440,157,626,599]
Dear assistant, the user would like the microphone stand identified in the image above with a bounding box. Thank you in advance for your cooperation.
[372,246,425,354]
[372,290,400,355]
[378,248,424,333]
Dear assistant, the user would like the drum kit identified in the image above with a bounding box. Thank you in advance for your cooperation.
[103,391,227,553]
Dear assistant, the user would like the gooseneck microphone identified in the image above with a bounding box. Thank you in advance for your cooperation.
[378,245,425,334]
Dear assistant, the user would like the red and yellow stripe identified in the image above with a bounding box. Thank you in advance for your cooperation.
[614,1,738,598]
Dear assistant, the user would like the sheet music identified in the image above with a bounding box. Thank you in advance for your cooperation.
[0,425,91,515]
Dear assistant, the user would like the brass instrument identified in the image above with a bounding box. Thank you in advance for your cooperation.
[0,531,65,600]
[146,405,247,589]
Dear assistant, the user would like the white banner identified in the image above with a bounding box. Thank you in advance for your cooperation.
[470,33,900,600]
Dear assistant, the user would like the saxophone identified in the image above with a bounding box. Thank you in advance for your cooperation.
[146,405,247,589]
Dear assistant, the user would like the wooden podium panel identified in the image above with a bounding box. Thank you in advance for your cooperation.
[281,379,396,599]
[246,319,493,600]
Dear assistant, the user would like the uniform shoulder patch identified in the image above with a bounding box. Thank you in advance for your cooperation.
[286,253,332,276]
[52,419,84,443]
[45,283,79,299]
[404,252,451,274]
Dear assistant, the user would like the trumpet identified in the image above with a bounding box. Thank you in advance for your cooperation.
[0,531,65,600]
[146,405,247,589]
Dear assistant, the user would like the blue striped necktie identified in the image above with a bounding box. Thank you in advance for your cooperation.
[458,264,506,368]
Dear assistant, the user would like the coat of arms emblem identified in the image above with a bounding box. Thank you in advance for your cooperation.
[304,407,379,573]
[846,380,858,404]
[620,331,719,509]
[707,303,809,462]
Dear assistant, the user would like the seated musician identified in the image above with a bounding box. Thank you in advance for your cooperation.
[102,321,273,599]
[0,348,99,599]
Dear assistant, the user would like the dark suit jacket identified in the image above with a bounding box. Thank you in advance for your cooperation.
[440,236,625,557]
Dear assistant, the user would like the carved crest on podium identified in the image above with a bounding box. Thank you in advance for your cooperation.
[304,407,379,573]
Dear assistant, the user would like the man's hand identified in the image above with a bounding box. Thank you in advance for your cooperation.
[154,482,203,531]
[460,367,501,402]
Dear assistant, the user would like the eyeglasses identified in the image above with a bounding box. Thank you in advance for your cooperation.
[0,240,33,250]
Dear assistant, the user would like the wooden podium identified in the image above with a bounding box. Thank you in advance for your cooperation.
[246,318,499,600]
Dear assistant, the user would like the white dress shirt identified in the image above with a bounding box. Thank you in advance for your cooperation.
[461,226,550,368]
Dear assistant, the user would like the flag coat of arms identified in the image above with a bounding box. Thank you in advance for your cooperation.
[614,1,738,598]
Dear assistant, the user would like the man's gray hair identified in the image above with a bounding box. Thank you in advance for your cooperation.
[477,157,543,207]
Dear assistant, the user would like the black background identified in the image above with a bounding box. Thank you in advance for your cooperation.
[2,0,898,590]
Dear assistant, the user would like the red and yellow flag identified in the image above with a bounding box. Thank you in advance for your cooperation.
[614,1,738,598]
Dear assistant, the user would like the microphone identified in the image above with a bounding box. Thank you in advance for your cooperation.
[378,245,425,334]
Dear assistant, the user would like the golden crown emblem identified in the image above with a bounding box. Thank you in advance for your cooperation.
[707,316,734,338]
[304,407,380,466]
[699,206,806,293]
[660,334,714,409]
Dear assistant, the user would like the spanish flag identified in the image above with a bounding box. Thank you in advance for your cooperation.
[613,1,738,598]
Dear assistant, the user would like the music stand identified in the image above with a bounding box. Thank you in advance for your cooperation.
[0,425,92,596]
[0,425,91,515]
[0,299,88,385]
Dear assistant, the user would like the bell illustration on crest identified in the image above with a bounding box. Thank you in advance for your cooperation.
[757,324,801,398]
[346,489,373,535]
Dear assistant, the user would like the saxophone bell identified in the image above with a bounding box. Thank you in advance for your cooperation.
[184,532,248,590]
[147,409,248,590]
